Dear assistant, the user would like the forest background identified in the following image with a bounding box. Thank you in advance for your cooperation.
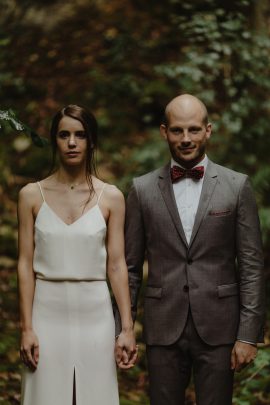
[0,0,270,404]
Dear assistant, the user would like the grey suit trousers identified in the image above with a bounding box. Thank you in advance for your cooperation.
[146,311,234,405]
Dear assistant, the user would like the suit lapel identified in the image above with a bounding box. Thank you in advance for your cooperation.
[189,160,218,247]
[158,163,188,248]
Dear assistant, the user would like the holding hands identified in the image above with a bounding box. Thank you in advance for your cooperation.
[115,329,138,369]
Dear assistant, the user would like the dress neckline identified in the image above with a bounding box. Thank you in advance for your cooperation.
[36,201,106,227]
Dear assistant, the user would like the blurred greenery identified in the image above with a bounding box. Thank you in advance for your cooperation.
[0,0,269,403]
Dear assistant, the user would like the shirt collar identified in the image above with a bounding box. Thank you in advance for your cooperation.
[171,155,208,170]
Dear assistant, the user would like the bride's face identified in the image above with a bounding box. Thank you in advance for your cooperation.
[56,116,88,167]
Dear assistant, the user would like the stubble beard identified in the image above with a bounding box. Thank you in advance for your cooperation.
[171,143,206,169]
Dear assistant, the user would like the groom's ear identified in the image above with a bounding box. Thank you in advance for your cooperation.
[160,124,168,140]
[205,122,212,140]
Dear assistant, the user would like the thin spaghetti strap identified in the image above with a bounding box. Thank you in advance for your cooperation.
[37,182,46,202]
[97,183,106,205]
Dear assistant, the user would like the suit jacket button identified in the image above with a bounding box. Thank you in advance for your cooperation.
[187,259,193,265]
[183,285,189,292]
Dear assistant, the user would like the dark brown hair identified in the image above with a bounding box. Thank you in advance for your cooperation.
[50,104,98,200]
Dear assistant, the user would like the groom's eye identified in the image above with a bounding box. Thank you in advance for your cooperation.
[170,127,182,135]
[189,127,201,134]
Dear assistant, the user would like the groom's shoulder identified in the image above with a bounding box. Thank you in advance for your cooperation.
[212,161,248,186]
[213,161,246,178]
[133,166,166,189]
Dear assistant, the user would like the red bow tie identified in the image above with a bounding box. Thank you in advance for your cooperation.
[170,165,204,183]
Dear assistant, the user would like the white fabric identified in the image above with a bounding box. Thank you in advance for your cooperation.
[21,183,119,405]
[33,183,107,281]
[171,155,208,244]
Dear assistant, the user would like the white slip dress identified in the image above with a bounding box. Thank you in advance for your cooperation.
[20,182,119,405]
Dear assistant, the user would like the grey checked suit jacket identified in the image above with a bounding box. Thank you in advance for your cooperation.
[115,160,265,346]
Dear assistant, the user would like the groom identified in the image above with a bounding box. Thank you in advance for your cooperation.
[120,94,265,404]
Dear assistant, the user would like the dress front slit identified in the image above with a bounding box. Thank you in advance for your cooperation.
[73,368,76,405]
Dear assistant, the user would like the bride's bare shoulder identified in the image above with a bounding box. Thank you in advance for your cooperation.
[102,183,124,205]
[18,182,41,207]
[92,177,124,204]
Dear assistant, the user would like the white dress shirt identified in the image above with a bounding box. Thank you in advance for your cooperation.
[171,155,208,244]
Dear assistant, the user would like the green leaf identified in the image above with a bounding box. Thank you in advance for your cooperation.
[0,110,24,131]
[0,109,48,147]
[23,124,49,147]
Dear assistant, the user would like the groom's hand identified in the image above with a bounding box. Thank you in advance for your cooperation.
[231,341,257,372]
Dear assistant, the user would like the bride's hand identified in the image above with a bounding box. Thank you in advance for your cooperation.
[114,330,138,369]
[20,330,39,371]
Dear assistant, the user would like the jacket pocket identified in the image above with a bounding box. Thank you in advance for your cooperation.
[145,286,162,298]
[209,209,232,217]
[217,283,239,298]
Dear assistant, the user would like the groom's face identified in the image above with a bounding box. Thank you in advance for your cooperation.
[160,104,212,169]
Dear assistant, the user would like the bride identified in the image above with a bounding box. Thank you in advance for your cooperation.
[17,104,137,404]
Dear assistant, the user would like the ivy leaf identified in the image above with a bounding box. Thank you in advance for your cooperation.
[0,109,48,147]
[0,109,24,131]
[23,124,49,147]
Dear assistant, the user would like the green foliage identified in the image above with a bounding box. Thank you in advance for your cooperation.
[0,3,268,268]
[233,348,270,404]
[259,208,270,246]
[0,110,48,147]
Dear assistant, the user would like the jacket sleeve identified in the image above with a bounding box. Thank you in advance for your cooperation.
[114,180,146,335]
[236,176,265,343]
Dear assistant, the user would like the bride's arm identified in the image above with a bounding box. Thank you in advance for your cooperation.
[17,184,39,371]
[105,185,137,369]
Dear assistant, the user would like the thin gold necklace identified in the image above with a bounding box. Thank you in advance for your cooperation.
[56,178,86,190]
